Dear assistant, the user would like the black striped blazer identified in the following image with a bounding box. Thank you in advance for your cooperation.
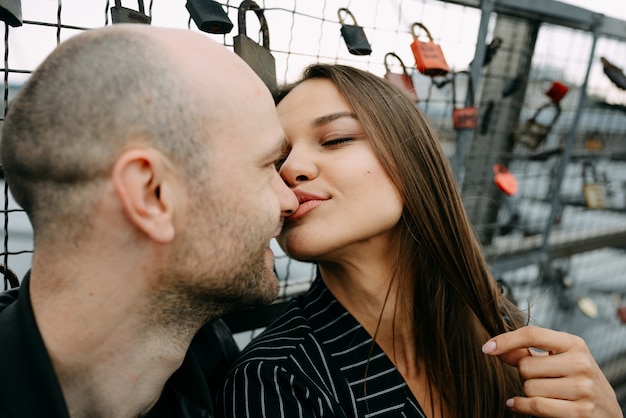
[218,277,426,418]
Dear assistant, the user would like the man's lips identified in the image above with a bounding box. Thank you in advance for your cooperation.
[289,190,328,221]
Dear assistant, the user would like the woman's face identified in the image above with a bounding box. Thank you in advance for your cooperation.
[276,78,403,262]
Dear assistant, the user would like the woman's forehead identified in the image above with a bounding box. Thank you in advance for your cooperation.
[278,78,352,118]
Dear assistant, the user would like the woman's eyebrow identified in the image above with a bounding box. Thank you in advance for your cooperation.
[311,111,357,128]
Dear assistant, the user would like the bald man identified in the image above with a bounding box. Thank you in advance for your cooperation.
[0,25,297,418]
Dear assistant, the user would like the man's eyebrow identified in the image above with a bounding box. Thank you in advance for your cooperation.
[263,136,288,161]
[312,112,357,128]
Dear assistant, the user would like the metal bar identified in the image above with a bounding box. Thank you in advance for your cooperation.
[488,224,626,275]
[440,0,626,41]
[451,0,495,188]
[539,18,602,262]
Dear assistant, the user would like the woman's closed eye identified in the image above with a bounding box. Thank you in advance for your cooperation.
[322,137,355,147]
[274,154,288,170]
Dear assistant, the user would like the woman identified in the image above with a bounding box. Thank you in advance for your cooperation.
[219,64,621,418]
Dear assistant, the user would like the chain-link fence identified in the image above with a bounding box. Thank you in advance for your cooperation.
[1,0,625,410]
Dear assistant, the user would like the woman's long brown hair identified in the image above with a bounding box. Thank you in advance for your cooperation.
[275,64,528,418]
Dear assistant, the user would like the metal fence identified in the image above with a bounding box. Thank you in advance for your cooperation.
[1,0,625,410]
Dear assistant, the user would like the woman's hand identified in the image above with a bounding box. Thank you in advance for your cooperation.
[482,326,623,418]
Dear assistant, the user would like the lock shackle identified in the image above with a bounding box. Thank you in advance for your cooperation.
[493,163,509,176]
[114,0,145,14]
[582,160,599,183]
[337,8,359,26]
[384,52,410,77]
[529,101,561,125]
[0,264,19,289]
[237,0,270,49]
[451,70,475,109]
[411,22,434,41]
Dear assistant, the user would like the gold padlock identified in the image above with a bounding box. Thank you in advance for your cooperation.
[582,161,606,209]
[584,131,604,151]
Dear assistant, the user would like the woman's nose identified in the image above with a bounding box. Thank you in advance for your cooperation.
[279,150,318,187]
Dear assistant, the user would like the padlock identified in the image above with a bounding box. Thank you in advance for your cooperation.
[577,297,598,319]
[584,131,604,151]
[582,161,606,209]
[233,0,277,91]
[111,0,151,24]
[0,0,22,27]
[617,305,626,324]
[383,52,418,103]
[545,80,568,103]
[451,70,478,130]
[338,8,372,56]
[410,22,449,77]
[514,102,561,149]
[493,164,518,196]
[186,0,233,34]
[600,57,626,90]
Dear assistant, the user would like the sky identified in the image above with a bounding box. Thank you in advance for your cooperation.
[2,0,626,106]
[5,0,626,78]
[562,0,626,20]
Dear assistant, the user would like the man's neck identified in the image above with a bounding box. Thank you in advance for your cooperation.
[30,270,198,418]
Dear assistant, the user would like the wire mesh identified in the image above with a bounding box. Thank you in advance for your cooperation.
[1,0,625,409]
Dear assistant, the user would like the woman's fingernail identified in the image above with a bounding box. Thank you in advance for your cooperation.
[506,398,514,408]
[481,340,497,354]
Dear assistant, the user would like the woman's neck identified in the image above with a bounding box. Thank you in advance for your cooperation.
[318,253,415,358]
[318,259,448,418]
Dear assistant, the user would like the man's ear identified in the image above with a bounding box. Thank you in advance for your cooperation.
[111,148,179,244]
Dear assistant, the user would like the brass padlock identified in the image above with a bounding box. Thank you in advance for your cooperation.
[338,8,372,56]
[186,0,233,34]
[582,161,606,209]
[111,0,151,24]
[514,102,561,149]
[584,131,604,151]
[233,0,277,91]
[0,0,22,27]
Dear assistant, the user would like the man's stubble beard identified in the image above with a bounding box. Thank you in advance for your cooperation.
[149,175,281,330]
[148,233,279,333]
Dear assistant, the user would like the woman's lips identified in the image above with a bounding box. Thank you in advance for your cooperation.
[289,199,325,221]
[289,190,328,221]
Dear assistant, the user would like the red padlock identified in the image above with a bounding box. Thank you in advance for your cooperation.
[617,305,626,324]
[384,52,418,103]
[452,70,478,130]
[410,22,449,77]
[545,81,568,103]
[493,164,518,196]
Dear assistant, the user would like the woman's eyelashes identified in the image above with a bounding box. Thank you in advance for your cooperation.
[321,136,355,147]
[274,133,360,170]
[274,155,287,170]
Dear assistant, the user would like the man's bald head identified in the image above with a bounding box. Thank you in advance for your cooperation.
[0,25,270,239]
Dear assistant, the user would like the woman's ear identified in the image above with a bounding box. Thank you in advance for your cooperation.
[111,148,179,243]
